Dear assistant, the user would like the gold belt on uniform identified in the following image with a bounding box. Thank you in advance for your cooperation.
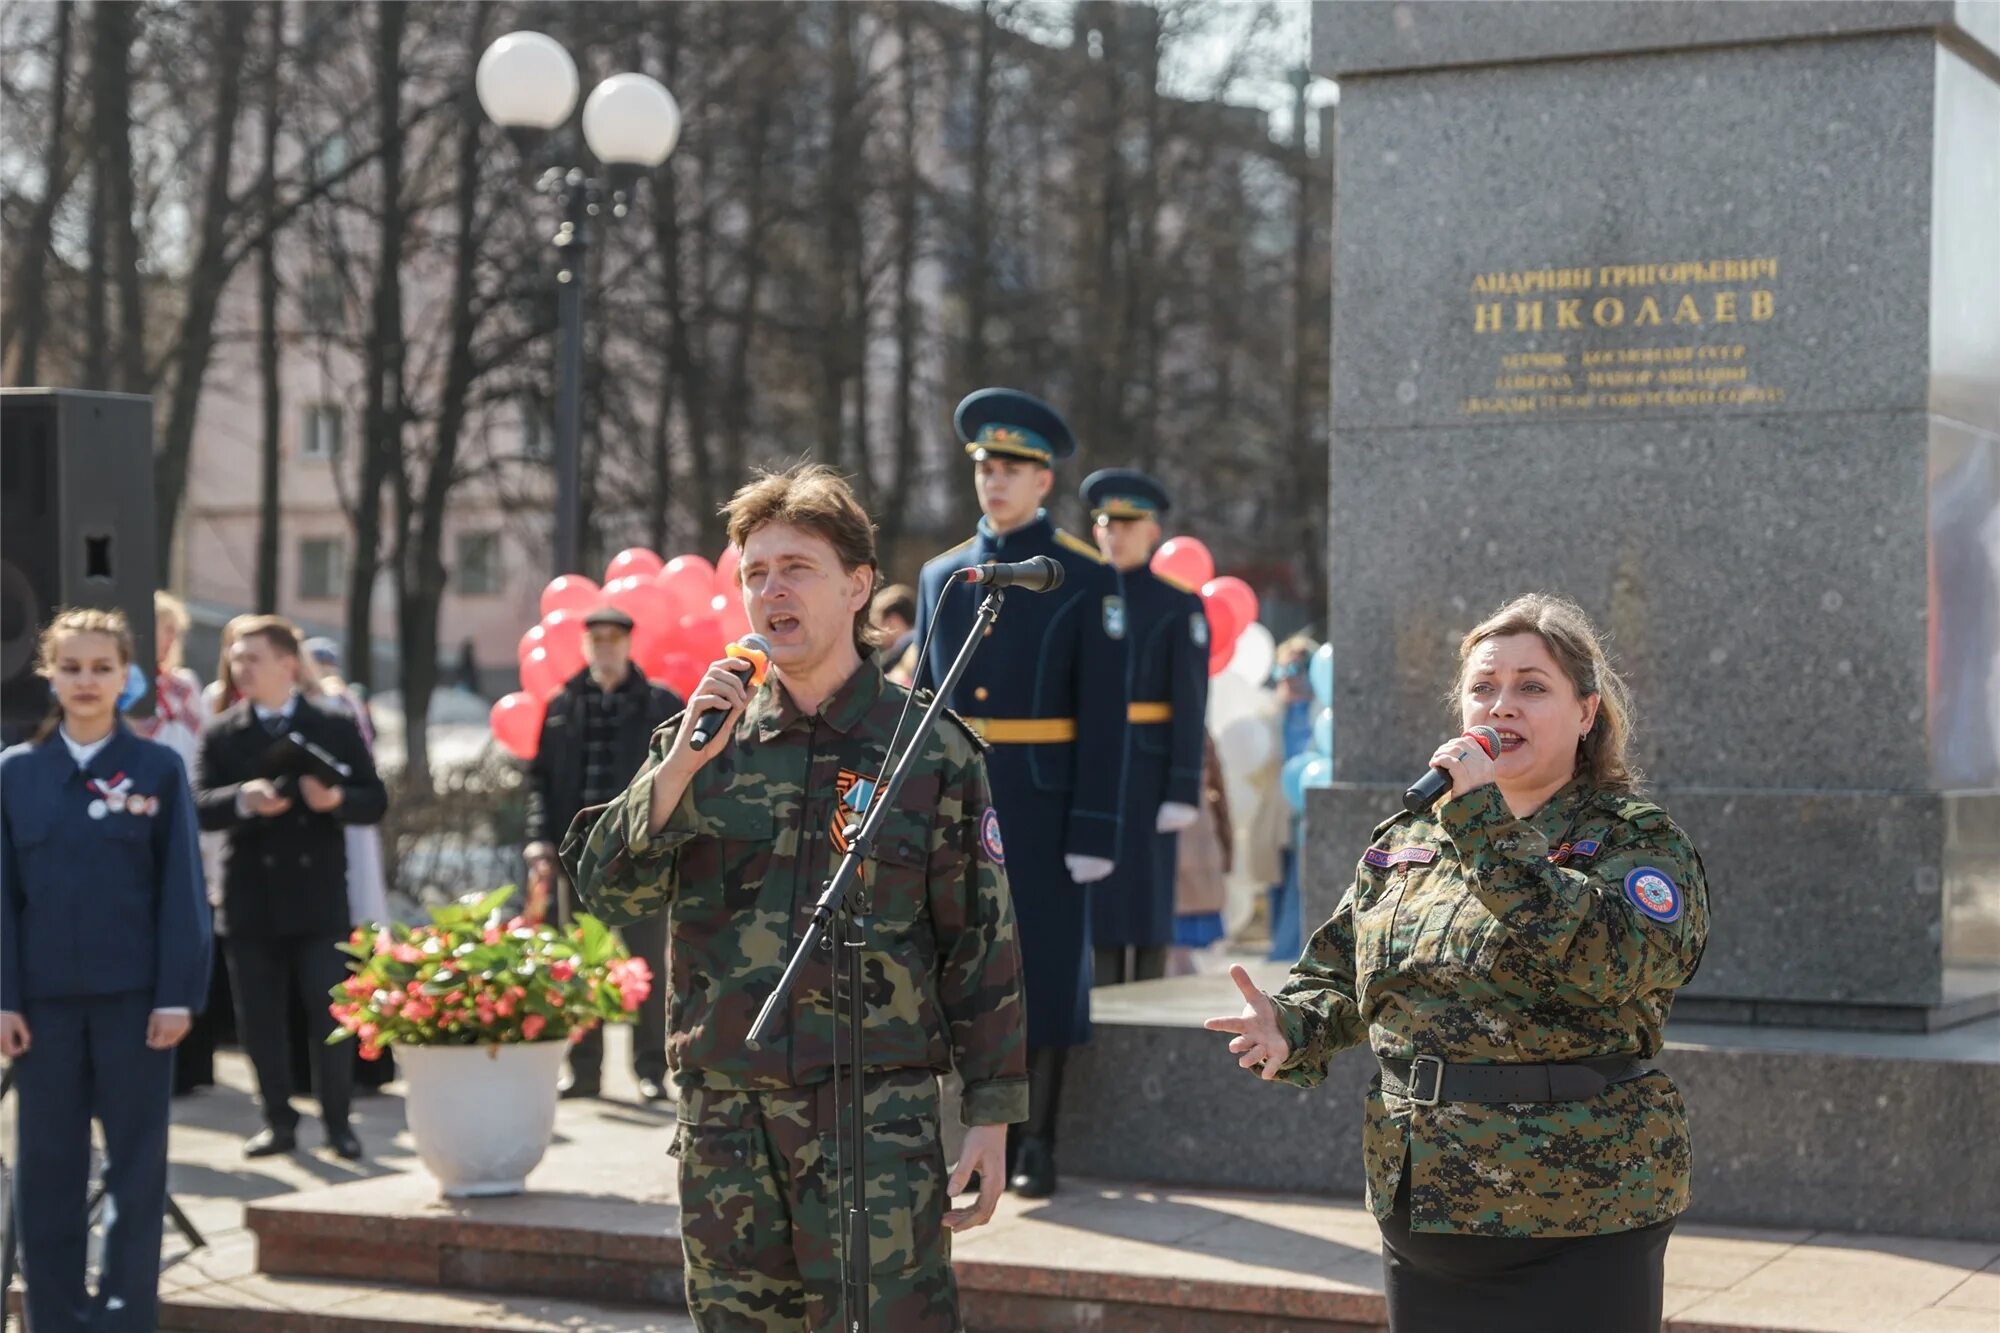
[959,717,1078,744]
[1128,702,1173,724]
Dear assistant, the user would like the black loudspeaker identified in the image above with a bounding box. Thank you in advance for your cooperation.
[1,389,159,744]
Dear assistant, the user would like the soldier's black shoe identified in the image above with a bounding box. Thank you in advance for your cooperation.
[1008,1135,1057,1199]
[326,1126,364,1161]
[558,1073,601,1099]
[637,1076,672,1103]
[244,1127,297,1158]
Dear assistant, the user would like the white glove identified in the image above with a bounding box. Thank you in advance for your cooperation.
[1065,855,1116,884]
[1155,801,1200,833]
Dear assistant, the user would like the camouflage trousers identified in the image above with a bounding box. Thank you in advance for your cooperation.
[672,1068,959,1332]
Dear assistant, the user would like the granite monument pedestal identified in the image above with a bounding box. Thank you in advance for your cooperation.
[1305,0,2000,1030]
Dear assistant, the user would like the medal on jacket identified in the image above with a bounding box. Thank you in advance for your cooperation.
[831,770,878,855]
[85,772,130,820]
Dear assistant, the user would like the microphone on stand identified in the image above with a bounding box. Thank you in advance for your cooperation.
[1402,725,1502,813]
[688,633,774,752]
[955,555,1065,593]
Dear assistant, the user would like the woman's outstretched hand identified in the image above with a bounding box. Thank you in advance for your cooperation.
[1203,964,1290,1080]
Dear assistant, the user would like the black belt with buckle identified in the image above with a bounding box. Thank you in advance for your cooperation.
[1378,1054,1653,1106]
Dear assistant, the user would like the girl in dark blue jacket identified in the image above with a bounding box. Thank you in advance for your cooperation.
[1,607,211,1333]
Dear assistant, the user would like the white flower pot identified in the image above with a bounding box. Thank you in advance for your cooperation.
[398,1041,567,1197]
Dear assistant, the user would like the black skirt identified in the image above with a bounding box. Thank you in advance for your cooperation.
[1379,1165,1675,1333]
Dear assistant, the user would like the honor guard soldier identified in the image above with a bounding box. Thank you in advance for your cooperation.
[1079,469,1210,985]
[915,388,1131,1198]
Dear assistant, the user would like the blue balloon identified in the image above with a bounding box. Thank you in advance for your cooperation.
[1309,643,1334,707]
[1302,755,1333,792]
[1281,752,1314,813]
[116,661,148,712]
[1312,707,1334,757]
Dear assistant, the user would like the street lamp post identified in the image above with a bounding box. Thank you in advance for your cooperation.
[476,33,681,579]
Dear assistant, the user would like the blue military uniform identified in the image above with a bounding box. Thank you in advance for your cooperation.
[1079,470,1210,974]
[1,723,211,1333]
[915,388,1130,1198]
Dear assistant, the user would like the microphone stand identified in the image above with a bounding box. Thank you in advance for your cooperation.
[746,586,1006,1333]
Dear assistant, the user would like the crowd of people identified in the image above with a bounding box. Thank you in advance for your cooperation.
[0,388,1709,1333]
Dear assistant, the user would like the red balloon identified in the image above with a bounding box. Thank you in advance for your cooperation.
[539,574,600,620]
[677,611,726,662]
[520,646,568,699]
[1152,537,1215,590]
[535,610,587,681]
[1208,631,1238,678]
[604,547,664,585]
[664,553,716,588]
[517,623,547,669]
[490,691,547,760]
[635,609,676,664]
[715,589,753,642]
[656,562,715,624]
[655,652,708,700]
[1202,577,1259,641]
[714,545,743,596]
[1203,596,1243,676]
[607,575,672,631]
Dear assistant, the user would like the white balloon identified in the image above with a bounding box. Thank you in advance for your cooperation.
[1206,670,1261,730]
[1217,713,1275,774]
[1229,623,1276,683]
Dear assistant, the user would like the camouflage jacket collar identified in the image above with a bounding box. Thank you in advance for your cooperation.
[754,655,887,741]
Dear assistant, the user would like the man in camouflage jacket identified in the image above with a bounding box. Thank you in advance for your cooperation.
[563,464,1027,1331]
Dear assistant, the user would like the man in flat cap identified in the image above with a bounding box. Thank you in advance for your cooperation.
[914,388,1131,1197]
[1079,469,1210,986]
[523,604,684,1099]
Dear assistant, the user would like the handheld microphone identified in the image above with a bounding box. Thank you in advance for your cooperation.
[688,633,773,752]
[1402,726,1501,813]
[955,555,1065,593]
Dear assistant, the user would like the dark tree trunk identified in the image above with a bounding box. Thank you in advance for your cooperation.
[95,2,145,393]
[254,0,284,613]
[397,2,491,794]
[8,2,75,386]
[154,3,253,567]
[883,2,922,556]
[345,2,406,689]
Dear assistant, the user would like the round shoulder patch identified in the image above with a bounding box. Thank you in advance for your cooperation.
[1623,866,1683,924]
[980,808,1006,865]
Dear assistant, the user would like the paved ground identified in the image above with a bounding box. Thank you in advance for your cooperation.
[4,1033,1995,1332]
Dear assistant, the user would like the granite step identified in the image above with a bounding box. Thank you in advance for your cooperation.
[159,1273,697,1332]
[241,1169,2000,1333]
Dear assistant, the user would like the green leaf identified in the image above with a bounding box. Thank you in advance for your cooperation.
[575,914,615,967]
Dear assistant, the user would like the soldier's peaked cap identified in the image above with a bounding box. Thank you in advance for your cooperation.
[955,387,1076,466]
[1081,468,1170,520]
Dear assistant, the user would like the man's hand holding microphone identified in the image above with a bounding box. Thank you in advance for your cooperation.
[646,635,772,835]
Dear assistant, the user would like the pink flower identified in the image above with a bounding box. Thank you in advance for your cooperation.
[359,1042,384,1062]
[382,990,406,1013]
[483,926,502,945]
[403,996,434,1023]
[392,944,423,965]
[549,959,576,983]
[522,1015,547,1041]
[373,928,395,956]
[495,996,516,1018]
[545,989,563,1008]
[342,976,373,1000]
[357,1023,379,1043]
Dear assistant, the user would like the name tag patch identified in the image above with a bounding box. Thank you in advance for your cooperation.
[1624,866,1683,924]
[1364,845,1437,870]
